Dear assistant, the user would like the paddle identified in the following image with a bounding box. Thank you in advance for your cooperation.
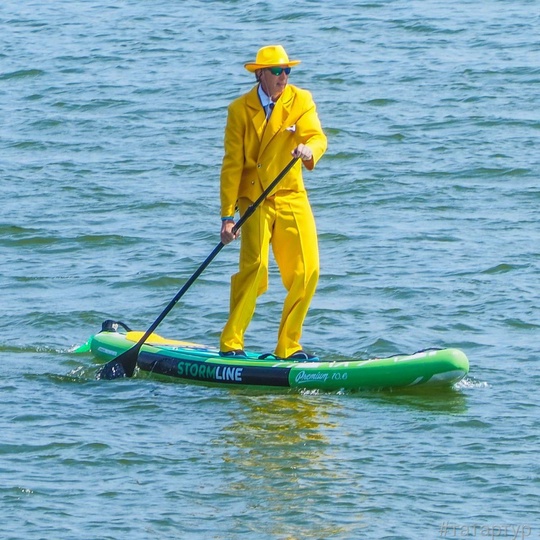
[97,157,299,380]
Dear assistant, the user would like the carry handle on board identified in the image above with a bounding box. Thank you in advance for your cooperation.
[96,156,299,380]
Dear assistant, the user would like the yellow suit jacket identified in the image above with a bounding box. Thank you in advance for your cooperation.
[220,84,327,217]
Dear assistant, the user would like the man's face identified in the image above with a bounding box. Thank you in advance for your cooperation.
[258,67,290,100]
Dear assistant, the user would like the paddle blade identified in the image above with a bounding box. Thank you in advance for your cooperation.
[96,346,139,380]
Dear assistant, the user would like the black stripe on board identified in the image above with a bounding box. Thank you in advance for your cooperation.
[137,352,291,387]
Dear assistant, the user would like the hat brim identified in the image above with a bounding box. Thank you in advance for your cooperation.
[244,60,301,73]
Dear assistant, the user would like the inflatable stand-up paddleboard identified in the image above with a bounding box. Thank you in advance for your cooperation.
[78,321,469,391]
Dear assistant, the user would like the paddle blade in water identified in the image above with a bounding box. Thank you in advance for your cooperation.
[96,348,138,380]
[96,360,127,380]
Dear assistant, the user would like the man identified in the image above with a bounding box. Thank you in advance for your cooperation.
[219,44,327,361]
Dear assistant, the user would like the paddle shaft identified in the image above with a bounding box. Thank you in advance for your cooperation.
[101,156,299,378]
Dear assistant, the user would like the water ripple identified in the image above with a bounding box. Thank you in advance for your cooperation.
[2,0,539,538]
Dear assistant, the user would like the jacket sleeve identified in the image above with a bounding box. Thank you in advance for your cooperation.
[220,100,245,217]
[294,90,327,171]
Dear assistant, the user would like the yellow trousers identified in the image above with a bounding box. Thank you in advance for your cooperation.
[220,191,319,358]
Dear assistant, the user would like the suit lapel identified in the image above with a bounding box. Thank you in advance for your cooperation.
[246,86,266,142]
[259,85,293,156]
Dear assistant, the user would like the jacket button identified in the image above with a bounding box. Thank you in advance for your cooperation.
[251,181,255,185]
[257,163,261,168]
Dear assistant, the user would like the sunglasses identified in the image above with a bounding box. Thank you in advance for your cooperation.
[268,66,291,76]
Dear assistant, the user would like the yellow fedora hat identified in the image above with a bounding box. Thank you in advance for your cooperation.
[244,45,301,72]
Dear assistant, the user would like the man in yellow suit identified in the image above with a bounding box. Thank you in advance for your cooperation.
[219,44,327,360]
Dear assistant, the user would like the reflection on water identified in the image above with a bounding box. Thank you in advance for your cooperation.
[210,384,470,537]
[218,394,367,538]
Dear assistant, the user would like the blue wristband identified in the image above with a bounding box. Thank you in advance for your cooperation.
[221,216,234,222]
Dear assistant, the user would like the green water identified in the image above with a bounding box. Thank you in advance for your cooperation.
[1,0,539,538]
